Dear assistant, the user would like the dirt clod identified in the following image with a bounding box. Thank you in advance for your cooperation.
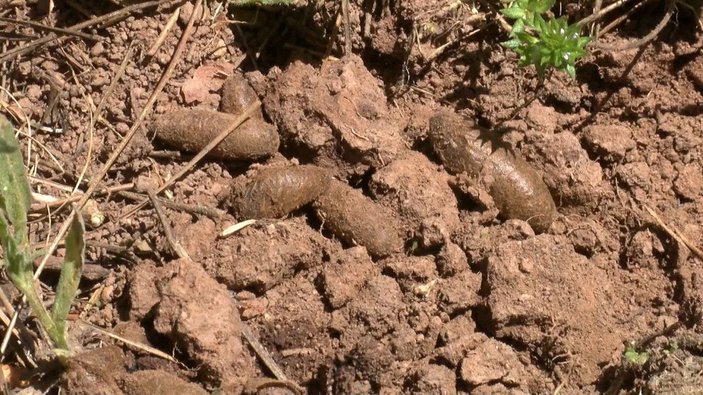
[263,55,407,173]
[369,151,460,247]
[459,339,528,388]
[152,258,252,393]
[119,370,208,395]
[485,235,628,384]
[583,124,636,162]
[5,1,702,393]
[320,246,378,308]
[525,131,608,210]
[204,217,334,292]
[63,346,127,395]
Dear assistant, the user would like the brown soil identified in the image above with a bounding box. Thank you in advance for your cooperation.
[1,0,702,394]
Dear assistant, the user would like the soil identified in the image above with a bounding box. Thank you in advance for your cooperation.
[0,0,702,394]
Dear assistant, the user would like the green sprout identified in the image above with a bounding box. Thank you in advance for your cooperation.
[500,0,591,78]
[0,115,85,360]
[623,343,649,367]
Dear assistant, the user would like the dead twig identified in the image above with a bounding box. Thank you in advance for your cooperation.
[34,0,202,277]
[0,17,102,42]
[342,0,352,55]
[575,45,647,130]
[577,0,640,28]
[117,190,224,219]
[597,0,657,37]
[240,324,300,390]
[243,377,304,395]
[643,205,703,261]
[146,6,181,57]
[147,189,189,259]
[591,0,675,51]
[79,321,179,364]
[29,183,134,212]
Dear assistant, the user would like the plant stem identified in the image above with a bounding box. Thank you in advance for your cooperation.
[15,277,67,350]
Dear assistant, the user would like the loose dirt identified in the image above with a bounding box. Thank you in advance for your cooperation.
[1,0,702,394]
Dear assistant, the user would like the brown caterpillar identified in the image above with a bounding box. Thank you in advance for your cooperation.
[313,180,403,258]
[429,111,556,233]
[151,109,278,161]
[230,165,330,220]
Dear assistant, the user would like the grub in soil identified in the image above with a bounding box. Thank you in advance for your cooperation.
[228,165,331,220]
[314,179,403,258]
[138,258,252,393]
[429,111,556,233]
[369,151,461,248]
[150,109,279,160]
[220,72,264,119]
[262,55,407,174]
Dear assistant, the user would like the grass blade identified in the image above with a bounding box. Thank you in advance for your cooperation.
[51,212,85,347]
[0,115,31,235]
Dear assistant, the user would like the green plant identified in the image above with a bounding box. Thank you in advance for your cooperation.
[0,115,85,358]
[622,342,649,367]
[500,0,591,78]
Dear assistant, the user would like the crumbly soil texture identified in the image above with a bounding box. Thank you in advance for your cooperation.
[1,0,703,394]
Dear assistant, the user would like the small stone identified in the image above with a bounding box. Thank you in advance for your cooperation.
[90,42,105,57]
[25,84,42,101]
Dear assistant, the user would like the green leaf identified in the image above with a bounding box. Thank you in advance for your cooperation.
[515,31,539,45]
[500,6,526,20]
[566,64,576,78]
[623,345,649,366]
[0,115,31,237]
[0,211,15,269]
[51,212,85,348]
[1,210,30,290]
[512,18,525,34]
[501,38,521,49]
[531,0,555,13]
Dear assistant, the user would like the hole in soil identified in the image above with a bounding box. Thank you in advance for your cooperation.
[228,4,341,74]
